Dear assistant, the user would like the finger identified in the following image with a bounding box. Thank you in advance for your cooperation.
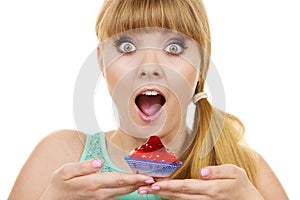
[145,190,211,200]
[94,184,142,199]
[75,171,155,188]
[139,183,212,200]
[97,172,155,188]
[154,177,169,182]
[54,159,103,180]
[139,179,216,196]
[67,173,146,199]
[200,164,247,180]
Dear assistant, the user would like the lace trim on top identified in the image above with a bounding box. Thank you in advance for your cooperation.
[80,132,123,173]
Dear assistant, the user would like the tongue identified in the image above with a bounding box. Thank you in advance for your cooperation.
[136,95,164,116]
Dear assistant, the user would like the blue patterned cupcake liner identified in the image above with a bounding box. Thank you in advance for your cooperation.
[124,156,182,177]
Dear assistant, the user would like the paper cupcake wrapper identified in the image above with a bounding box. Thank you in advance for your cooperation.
[124,157,182,177]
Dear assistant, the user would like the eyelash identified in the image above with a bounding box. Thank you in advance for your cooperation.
[113,37,188,55]
[113,38,137,54]
[164,40,187,56]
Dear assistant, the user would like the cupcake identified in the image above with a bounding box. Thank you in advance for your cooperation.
[124,136,182,177]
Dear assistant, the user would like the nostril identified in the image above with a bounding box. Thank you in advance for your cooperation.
[153,71,160,77]
[137,66,163,79]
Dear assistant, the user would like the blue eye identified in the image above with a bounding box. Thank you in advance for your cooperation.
[164,43,184,55]
[117,42,137,53]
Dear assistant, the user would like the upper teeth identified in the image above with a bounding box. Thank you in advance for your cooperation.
[142,91,160,96]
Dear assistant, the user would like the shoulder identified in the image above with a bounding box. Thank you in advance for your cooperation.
[32,129,86,162]
[39,129,86,155]
[257,154,289,199]
[42,128,86,144]
[8,129,86,199]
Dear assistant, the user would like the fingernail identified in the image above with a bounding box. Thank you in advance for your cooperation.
[145,179,155,184]
[92,159,102,168]
[139,190,148,194]
[151,185,161,191]
[201,168,210,178]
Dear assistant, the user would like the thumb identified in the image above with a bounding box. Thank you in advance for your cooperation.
[56,159,103,180]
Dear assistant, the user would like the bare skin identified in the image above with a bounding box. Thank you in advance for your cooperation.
[8,130,155,200]
[8,129,288,200]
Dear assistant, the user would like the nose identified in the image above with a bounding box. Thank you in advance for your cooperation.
[137,50,164,79]
[137,65,163,79]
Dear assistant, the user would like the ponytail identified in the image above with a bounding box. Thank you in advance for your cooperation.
[171,96,259,188]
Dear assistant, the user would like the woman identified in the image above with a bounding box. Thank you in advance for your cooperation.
[9,0,288,199]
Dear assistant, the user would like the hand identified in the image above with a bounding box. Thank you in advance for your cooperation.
[40,159,155,200]
[138,164,264,200]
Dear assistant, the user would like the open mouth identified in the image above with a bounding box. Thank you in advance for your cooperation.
[135,89,166,122]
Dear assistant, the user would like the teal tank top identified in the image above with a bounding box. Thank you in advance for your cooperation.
[80,132,161,200]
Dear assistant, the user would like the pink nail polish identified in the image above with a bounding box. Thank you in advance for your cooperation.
[139,190,148,194]
[151,185,160,191]
[201,168,210,178]
[92,159,102,168]
[145,179,155,184]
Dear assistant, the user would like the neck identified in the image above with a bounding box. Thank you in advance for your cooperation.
[107,129,147,152]
[107,123,191,156]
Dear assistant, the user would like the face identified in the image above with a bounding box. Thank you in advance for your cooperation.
[98,28,201,141]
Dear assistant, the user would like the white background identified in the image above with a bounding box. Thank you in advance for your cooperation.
[0,0,299,199]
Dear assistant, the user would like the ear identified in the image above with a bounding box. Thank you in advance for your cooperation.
[97,46,105,78]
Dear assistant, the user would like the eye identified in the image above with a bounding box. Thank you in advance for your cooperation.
[117,42,137,53]
[164,43,184,55]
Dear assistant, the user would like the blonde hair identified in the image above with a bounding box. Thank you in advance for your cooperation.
[96,0,258,187]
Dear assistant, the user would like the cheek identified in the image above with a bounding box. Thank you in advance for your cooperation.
[163,65,198,107]
[185,68,198,87]
[104,61,135,95]
[104,70,118,95]
[175,64,199,91]
[168,55,199,88]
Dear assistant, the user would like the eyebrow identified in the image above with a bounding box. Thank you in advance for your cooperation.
[166,34,187,43]
[112,35,134,46]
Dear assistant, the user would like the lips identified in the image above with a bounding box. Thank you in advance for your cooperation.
[135,88,166,122]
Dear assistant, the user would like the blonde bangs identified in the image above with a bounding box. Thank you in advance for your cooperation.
[95,0,210,53]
